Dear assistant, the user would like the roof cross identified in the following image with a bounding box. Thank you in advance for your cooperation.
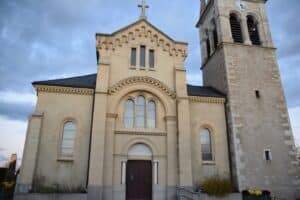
[138,0,149,20]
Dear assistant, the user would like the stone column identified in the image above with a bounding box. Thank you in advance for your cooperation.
[88,57,110,200]
[241,18,251,45]
[16,113,43,193]
[102,113,117,199]
[166,116,178,199]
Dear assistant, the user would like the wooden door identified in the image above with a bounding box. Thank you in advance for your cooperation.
[126,160,152,200]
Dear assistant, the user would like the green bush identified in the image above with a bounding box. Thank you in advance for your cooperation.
[201,177,233,197]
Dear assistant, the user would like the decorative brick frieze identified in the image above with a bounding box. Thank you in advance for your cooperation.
[188,96,225,104]
[35,85,94,95]
[107,76,177,99]
[96,21,187,58]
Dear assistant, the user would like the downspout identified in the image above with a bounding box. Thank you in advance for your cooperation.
[86,88,96,189]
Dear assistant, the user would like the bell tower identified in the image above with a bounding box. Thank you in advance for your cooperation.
[197,0,299,198]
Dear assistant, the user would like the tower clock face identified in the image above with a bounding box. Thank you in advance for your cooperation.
[236,0,247,11]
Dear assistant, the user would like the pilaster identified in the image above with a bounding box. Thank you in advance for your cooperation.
[175,65,193,187]
[103,113,117,199]
[88,57,111,200]
[165,116,178,199]
[218,13,233,43]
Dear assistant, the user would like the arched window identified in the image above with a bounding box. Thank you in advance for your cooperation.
[205,31,211,58]
[135,96,146,128]
[212,20,218,50]
[247,15,261,45]
[147,100,156,128]
[200,129,213,161]
[230,13,243,43]
[124,99,134,128]
[61,121,76,156]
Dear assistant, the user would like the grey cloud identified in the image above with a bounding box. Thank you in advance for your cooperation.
[0,102,34,121]
[279,56,300,108]
[267,0,300,59]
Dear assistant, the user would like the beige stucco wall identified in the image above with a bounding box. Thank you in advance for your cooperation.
[96,20,187,92]
[189,100,230,186]
[33,91,93,190]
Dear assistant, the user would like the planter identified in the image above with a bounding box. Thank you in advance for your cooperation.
[242,190,271,200]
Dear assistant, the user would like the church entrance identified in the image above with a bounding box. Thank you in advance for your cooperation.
[126,160,152,200]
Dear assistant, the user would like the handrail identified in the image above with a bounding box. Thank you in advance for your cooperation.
[176,186,201,200]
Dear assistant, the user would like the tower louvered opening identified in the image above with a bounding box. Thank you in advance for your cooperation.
[247,16,261,45]
[230,14,243,43]
[212,20,218,50]
[206,37,211,58]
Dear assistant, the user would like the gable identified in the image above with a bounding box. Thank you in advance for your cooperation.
[96,19,188,58]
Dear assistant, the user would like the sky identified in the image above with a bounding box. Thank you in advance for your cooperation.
[0,0,299,166]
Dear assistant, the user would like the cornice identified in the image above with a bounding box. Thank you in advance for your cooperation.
[108,76,177,99]
[35,85,94,96]
[189,96,225,104]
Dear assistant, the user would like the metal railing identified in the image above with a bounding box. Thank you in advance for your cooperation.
[176,186,201,200]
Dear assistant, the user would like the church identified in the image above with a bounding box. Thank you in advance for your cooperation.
[15,0,299,199]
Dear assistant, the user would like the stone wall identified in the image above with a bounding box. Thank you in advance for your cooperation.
[198,0,300,198]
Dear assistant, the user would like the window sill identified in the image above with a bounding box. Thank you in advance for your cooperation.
[202,161,216,165]
[57,157,74,162]
[148,68,155,71]
[130,66,137,70]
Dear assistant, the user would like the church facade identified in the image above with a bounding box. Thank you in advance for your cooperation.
[16,0,299,199]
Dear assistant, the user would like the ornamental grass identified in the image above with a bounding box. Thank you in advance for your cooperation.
[201,176,233,197]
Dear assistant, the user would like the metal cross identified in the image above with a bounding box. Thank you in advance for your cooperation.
[138,0,149,20]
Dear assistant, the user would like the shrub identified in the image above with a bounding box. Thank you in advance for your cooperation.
[201,177,233,197]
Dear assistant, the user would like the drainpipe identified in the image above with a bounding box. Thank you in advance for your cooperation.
[86,88,96,189]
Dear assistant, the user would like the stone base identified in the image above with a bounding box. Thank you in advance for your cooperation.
[201,193,242,200]
[14,193,87,200]
[14,184,31,194]
[87,186,102,200]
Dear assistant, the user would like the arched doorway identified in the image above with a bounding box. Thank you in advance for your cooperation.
[126,143,152,200]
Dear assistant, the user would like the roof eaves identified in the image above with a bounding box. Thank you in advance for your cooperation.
[32,83,95,90]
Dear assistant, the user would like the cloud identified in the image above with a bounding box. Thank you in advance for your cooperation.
[0,91,36,105]
[267,0,300,60]
[0,102,34,120]
[0,115,26,167]
[288,106,300,146]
